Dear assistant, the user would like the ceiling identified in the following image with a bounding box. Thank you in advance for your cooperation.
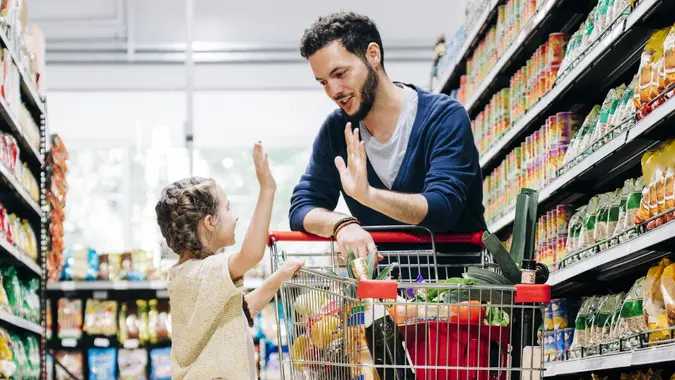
[29,0,468,64]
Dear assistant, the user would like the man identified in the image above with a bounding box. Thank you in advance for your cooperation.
[289,12,486,261]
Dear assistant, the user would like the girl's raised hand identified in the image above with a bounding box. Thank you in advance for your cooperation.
[253,141,276,192]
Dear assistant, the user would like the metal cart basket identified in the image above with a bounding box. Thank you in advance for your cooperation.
[268,227,550,380]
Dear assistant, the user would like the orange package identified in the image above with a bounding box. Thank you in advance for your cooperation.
[664,23,675,87]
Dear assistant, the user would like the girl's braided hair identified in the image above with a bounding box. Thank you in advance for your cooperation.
[155,177,219,259]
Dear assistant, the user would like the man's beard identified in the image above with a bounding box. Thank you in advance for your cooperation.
[350,65,379,121]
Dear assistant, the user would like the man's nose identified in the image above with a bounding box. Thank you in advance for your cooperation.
[327,81,343,99]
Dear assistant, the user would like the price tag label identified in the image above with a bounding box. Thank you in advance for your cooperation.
[123,339,139,349]
[113,282,129,290]
[60,282,76,292]
[94,338,110,347]
[62,339,77,348]
[156,290,169,299]
[93,291,108,300]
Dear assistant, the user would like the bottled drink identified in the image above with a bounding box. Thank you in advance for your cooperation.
[351,258,416,380]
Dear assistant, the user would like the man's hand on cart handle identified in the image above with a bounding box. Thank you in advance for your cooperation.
[336,223,383,261]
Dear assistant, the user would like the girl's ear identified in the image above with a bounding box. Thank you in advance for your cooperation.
[203,215,216,232]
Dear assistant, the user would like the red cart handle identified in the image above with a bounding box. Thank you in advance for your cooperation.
[268,230,484,247]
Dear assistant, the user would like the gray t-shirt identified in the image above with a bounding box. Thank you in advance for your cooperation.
[360,85,418,189]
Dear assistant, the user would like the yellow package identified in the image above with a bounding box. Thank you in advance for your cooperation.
[666,140,675,211]
[637,28,670,107]
[637,151,654,224]
[660,263,675,326]
[654,150,667,215]
[643,257,671,341]
[664,23,675,87]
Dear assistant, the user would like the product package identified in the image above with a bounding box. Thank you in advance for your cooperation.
[55,351,83,380]
[148,299,171,344]
[88,348,117,380]
[118,300,149,346]
[61,247,98,281]
[83,299,118,336]
[643,257,671,342]
[0,328,15,378]
[150,347,172,380]
[57,298,83,340]
[118,348,148,380]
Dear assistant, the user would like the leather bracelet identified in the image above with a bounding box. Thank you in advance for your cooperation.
[332,216,359,237]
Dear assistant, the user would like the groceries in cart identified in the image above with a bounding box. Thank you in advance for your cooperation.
[272,225,549,380]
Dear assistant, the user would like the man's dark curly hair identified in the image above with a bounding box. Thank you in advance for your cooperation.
[300,12,385,70]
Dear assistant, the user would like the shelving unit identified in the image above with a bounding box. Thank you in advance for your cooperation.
[434,0,675,377]
[0,9,49,380]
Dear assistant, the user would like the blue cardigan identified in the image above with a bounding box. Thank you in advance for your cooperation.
[289,84,487,234]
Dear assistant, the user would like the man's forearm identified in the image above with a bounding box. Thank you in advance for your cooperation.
[302,208,349,237]
[361,187,428,225]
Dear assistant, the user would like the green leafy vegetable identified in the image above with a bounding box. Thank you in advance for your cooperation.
[426,278,476,301]
[376,262,398,280]
[366,250,377,279]
[484,307,510,326]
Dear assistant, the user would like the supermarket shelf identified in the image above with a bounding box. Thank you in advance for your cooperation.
[432,0,500,94]
[0,159,42,217]
[48,280,167,291]
[547,220,675,288]
[464,0,559,114]
[0,30,45,116]
[0,310,43,335]
[486,96,675,234]
[0,237,41,275]
[0,95,44,168]
[544,344,675,376]
[478,0,665,171]
[48,278,265,291]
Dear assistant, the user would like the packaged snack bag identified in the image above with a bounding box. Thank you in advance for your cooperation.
[594,192,612,243]
[643,257,671,342]
[581,196,600,249]
[637,152,655,224]
[660,263,675,326]
[88,348,117,380]
[665,140,675,218]
[608,188,622,239]
[118,349,148,380]
[150,347,171,380]
[637,28,669,107]
[665,23,675,87]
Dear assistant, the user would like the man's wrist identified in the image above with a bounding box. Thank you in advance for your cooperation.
[358,186,378,209]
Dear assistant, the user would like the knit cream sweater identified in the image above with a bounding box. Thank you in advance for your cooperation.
[167,253,251,379]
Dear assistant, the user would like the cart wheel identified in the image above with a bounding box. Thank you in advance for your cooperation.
[535,263,549,284]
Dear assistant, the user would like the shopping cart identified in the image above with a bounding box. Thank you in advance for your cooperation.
[268,226,550,380]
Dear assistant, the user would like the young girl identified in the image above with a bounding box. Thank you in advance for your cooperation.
[155,142,303,380]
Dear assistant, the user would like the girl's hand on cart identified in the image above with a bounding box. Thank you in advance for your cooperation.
[278,258,305,281]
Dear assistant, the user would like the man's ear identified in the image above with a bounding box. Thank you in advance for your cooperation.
[366,42,382,69]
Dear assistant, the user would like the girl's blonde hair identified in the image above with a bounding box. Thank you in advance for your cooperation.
[155,177,219,259]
